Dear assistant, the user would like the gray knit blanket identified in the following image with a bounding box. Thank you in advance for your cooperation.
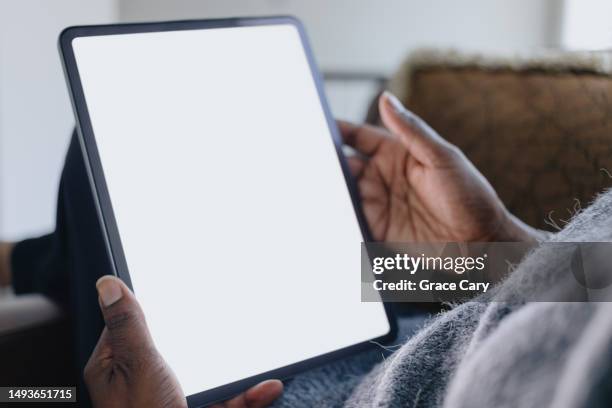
[277,190,612,407]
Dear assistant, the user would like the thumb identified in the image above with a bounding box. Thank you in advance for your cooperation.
[95,275,153,355]
[379,91,455,165]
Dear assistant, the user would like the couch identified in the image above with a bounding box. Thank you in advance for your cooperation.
[367,49,612,230]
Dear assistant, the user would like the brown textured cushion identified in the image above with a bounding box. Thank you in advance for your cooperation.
[368,64,612,230]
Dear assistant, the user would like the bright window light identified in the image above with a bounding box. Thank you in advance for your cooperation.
[561,0,612,50]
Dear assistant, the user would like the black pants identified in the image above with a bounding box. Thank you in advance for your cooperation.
[11,132,111,406]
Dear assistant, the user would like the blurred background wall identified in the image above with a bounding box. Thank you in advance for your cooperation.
[0,0,608,241]
[0,0,116,240]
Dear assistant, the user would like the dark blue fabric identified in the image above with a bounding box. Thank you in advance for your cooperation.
[274,315,429,407]
[11,132,110,407]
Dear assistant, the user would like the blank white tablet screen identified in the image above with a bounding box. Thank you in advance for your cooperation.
[72,23,389,396]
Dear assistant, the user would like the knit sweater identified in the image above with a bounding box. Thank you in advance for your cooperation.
[279,190,612,407]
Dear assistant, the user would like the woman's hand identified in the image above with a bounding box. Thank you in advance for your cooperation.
[341,92,540,243]
[86,276,283,408]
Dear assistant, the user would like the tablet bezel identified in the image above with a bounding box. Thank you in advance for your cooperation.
[59,16,397,407]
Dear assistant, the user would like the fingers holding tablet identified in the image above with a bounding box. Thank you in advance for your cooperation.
[337,120,388,157]
[86,276,283,408]
[86,275,187,408]
[209,380,283,408]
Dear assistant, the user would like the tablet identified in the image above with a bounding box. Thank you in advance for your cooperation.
[59,16,394,406]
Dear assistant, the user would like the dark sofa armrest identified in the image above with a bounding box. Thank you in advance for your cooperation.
[0,294,75,385]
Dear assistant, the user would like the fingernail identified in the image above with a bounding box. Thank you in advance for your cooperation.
[382,91,405,114]
[96,276,123,307]
[255,379,282,389]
